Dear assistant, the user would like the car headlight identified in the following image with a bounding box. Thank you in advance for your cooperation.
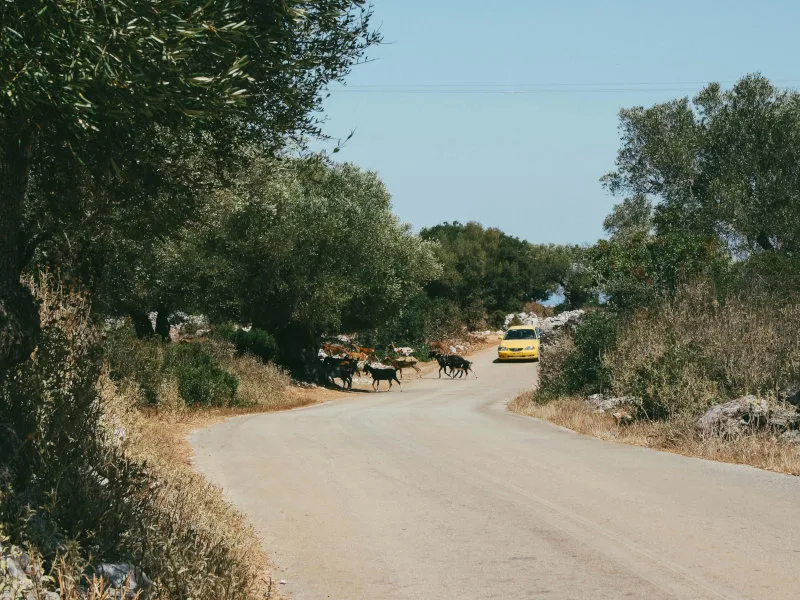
[524,346,535,350]
[498,346,508,351]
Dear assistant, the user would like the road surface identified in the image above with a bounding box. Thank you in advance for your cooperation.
[191,348,800,599]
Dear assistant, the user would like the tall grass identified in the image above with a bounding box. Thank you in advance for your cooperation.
[0,274,271,599]
[511,283,800,474]
[510,395,800,475]
[609,284,800,418]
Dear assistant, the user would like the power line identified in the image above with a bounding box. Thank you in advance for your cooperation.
[326,79,800,95]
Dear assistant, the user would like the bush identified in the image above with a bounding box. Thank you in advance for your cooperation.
[230,327,279,363]
[215,351,292,408]
[540,312,617,398]
[164,343,239,407]
[0,277,146,560]
[1,276,268,599]
[537,336,577,398]
[608,283,800,418]
[104,324,166,404]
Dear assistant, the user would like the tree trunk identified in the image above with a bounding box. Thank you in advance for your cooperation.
[0,125,39,378]
[131,310,155,339]
[155,307,171,341]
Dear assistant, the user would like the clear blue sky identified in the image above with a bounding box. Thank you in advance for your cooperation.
[317,0,799,245]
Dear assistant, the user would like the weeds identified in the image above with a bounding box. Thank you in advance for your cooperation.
[609,284,800,418]
[510,393,800,475]
[0,274,273,599]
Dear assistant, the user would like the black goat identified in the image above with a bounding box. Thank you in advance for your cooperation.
[448,356,476,378]
[363,363,402,391]
[430,350,451,378]
[323,356,358,391]
[432,352,476,379]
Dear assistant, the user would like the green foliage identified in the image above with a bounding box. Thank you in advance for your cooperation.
[599,74,800,310]
[104,324,165,404]
[361,293,463,350]
[586,232,725,311]
[0,279,148,562]
[3,0,377,158]
[159,157,440,370]
[2,0,378,370]
[420,221,577,320]
[540,312,618,397]
[0,279,267,598]
[229,328,279,364]
[608,284,800,419]
[105,323,245,407]
[163,344,239,408]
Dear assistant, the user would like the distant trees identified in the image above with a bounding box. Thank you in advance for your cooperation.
[1,0,377,372]
[419,222,580,325]
[158,157,439,367]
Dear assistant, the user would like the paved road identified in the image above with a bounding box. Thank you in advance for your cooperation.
[191,348,800,600]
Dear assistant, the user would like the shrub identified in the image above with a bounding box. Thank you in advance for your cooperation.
[1,275,268,599]
[488,310,507,330]
[608,283,800,418]
[103,324,166,404]
[217,352,292,408]
[230,328,279,363]
[0,278,146,560]
[537,336,577,398]
[541,312,617,398]
[163,343,239,407]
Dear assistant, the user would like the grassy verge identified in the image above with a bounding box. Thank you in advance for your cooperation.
[510,393,800,475]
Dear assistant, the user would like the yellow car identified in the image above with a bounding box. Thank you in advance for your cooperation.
[497,325,540,361]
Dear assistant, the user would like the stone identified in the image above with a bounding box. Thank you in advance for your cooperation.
[778,385,800,407]
[586,394,640,414]
[95,563,153,594]
[697,396,769,437]
[780,430,800,444]
[767,403,800,430]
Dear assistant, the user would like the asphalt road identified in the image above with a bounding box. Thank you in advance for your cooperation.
[191,348,800,600]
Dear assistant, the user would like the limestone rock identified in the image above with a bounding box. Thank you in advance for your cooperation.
[697,396,769,437]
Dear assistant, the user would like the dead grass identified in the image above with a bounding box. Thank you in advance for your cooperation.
[608,284,800,417]
[510,392,800,475]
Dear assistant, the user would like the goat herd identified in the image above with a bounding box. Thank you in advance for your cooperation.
[319,341,476,392]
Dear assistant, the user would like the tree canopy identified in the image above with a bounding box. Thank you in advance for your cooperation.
[0,0,378,371]
[595,74,800,308]
[420,222,573,323]
[158,157,439,365]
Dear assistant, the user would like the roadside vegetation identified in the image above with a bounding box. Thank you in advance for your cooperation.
[512,75,800,475]
[3,2,799,594]
[0,3,583,597]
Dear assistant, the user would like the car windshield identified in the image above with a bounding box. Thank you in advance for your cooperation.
[503,329,537,340]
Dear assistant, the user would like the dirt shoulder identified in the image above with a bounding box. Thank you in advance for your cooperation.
[509,393,800,476]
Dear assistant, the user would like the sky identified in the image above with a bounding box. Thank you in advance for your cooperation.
[316,0,799,245]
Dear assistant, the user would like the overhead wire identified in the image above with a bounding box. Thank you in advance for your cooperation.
[326,79,800,94]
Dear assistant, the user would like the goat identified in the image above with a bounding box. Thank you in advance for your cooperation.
[428,341,448,354]
[353,345,376,358]
[322,356,358,390]
[431,352,476,379]
[363,363,402,391]
[390,342,414,357]
[431,350,453,378]
[388,356,422,379]
[448,355,476,379]
[321,343,349,357]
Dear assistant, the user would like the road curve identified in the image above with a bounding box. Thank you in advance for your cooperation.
[191,348,800,600]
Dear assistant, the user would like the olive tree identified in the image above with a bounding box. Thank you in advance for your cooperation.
[159,157,440,369]
[0,0,377,372]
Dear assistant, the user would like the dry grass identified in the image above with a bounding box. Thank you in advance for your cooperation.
[510,393,800,475]
[609,284,800,417]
